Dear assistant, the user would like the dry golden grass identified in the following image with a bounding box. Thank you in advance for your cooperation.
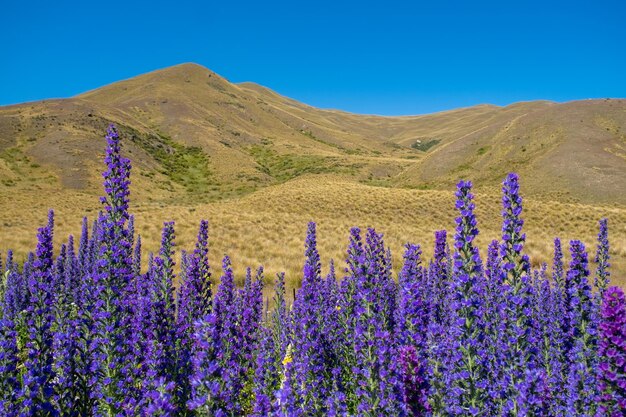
[2,174,624,293]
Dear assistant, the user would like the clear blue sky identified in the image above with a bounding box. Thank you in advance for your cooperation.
[2,0,625,115]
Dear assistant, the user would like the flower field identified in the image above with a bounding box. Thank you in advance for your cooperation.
[0,125,624,416]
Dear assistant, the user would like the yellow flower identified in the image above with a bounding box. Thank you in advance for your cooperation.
[282,344,293,367]
[282,354,293,366]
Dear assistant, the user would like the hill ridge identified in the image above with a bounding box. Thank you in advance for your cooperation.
[0,63,625,206]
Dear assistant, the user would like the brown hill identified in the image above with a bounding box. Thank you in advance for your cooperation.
[2,63,625,204]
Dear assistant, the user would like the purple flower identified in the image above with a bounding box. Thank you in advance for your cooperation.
[21,210,57,416]
[283,222,337,413]
[77,217,90,274]
[189,256,246,415]
[90,124,139,414]
[496,173,543,413]
[2,250,27,323]
[448,179,488,412]
[148,222,177,379]
[552,237,564,289]
[500,172,529,287]
[132,234,142,277]
[399,345,430,416]
[139,377,176,417]
[597,286,626,415]
[53,306,83,416]
[481,239,508,408]
[395,243,430,357]
[350,227,404,415]
[241,266,264,363]
[140,336,177,416]
[188,312,221,413]
[252,326,280,416]
[177,220,212,326]
[0,313,20,416]
[425,231,455,413]
[595,218,610,297]
[64,235,80,304]
[563,240,599,415]
[176,220,212,410]
[430,230,451,324]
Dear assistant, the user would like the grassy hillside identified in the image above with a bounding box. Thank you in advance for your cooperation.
[0,63,624,287]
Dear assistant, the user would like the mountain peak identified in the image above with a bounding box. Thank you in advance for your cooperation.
[154,62,221,79]
[77,62,233,103]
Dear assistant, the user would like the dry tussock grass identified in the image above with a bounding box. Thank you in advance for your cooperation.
[1,174,624,293]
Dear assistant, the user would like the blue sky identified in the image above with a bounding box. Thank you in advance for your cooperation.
[2,0,625,115]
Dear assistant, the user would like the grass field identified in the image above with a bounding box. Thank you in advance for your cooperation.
[2,174,624,294]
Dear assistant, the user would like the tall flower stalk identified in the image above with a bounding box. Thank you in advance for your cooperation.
[564,240,599,415]
[282,222,336,414]
[22,210,57,416]
[176,220,212,414]
[91,124,136,415]
[448,180,487,415]
[595,218,610,297]
[499,173,540,415]
[189,256,246,416]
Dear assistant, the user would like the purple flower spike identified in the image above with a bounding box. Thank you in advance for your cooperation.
[500,172,529,287]
[284,222,336,413]
[0,312,20,416]
[22,209,57,416]
[597,286,626,415]
[399,345,431,416]
[146,221,177,395]
[595,218,611,297]
[189,256,246,415]
[350,227,404,415]
[449,179,488,412]
[396,243,429,355]
[563,240,599,415]
[91,124,138,414]
[176,220,212,410]
[552,237,564,290]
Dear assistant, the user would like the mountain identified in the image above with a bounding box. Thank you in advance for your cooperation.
[2,63,625,204]
[1,63,625,282]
